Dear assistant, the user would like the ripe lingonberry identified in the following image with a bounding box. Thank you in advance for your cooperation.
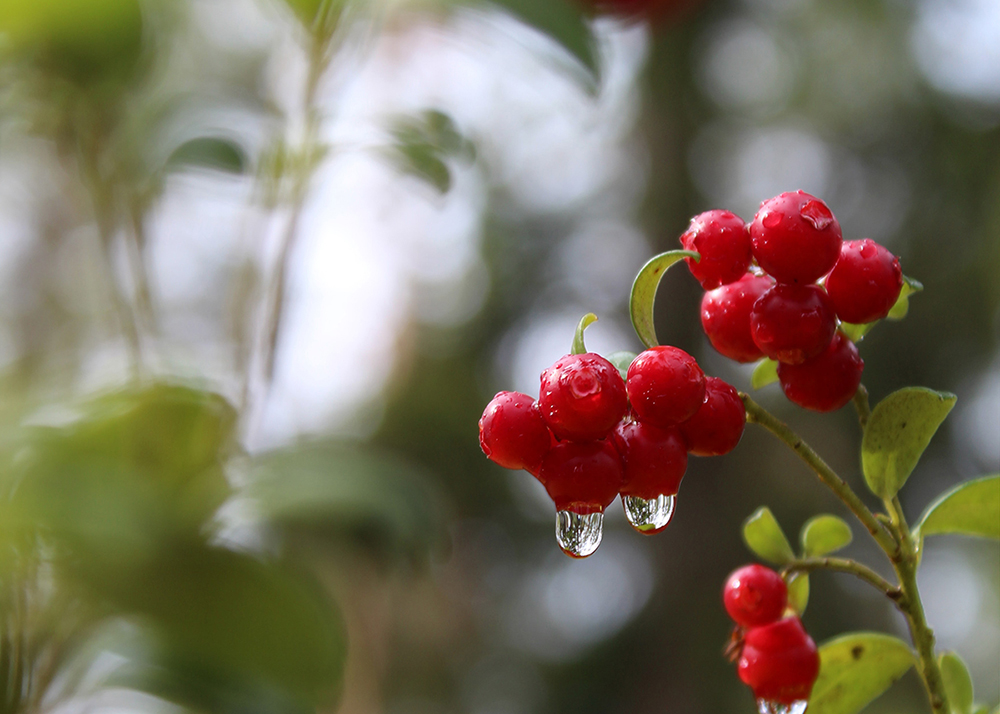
[723,564,788,628]
[750,284,837,365]
[750,191,842,285]
[626,346,706,428]
[613,419,688,500]
[679,210,753,290]
[825,239,904,324]
[540,439,624,513]
[777,331,864,412]
[737,617,820,704]
[479,391,553,477]
[679,377,746,456]
[700,273,774,363]
[538,353,628,442]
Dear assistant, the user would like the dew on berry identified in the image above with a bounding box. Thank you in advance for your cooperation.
[756,699,808,714]
[555,510,604,558]
[622,493,675,534]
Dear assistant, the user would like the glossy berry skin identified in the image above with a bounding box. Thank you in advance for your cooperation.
[540,439,624,513]
[738,617,820,704]
[825,239,904,324]
[538,353,628,442]
[626,346,706,428]
[613,420,688,499]
[778,332,864,412]
[479,391,553,476]
[679,377,746,456]
[750,284,837,365]
[701,273,774,363]
[680,210,753,290]
[723,564,788,628]
[750,191,842,284]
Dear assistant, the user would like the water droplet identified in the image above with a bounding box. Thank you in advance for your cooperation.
[762,212,782,229]
[555,510,603,558]
[622,494,675,534]
[756,699,808,714]
[800,200,833,230]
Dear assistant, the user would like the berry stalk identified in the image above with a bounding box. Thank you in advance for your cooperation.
[780,557,900,603]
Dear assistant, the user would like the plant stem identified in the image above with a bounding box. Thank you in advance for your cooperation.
[782,557,900,604]
[852,384,871,430]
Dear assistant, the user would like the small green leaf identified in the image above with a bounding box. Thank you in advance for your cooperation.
[629,250,698,349]
[840,322,876,343]
[751,359,779,390]
[939,651,974,714]
[916,474,999,541]
[801,515,853,557]
[786,571,809,615]
[606,351,636,382]
[742,507,795,565]
[861,387,956,499]
[808,633,916,714]
[886,275,922,320]
[167,137,247,174]
[970,707,988,714]
[571,313,598,355]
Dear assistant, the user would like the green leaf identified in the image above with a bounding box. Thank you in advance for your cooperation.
[861,387,957,499]
[915,474,999,541]
[385,110,475,194]
[939,651,974,714]
[167,137,247,174]
[786,571,810,615]
[751,359,779,390]
[840,322,876,343]
[801,515,853,557]
[571,313,598,355]
[887,275,923,320]
[808,633,916,714]
[629,250,699,349]
[742,507,795,565]
[606,351,636,382]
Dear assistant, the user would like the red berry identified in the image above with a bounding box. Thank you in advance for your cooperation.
[679,210,753,290]
[579,0,700,22]
[750,191,842,284]
[626,346,706,428]
[750,284,837,365]
[679,377,746,456]
[825,239,904,324]
[700,273,774,363]
[613,419,688,500]
[538,353,628,442]
[738,617,820,704]
[723,564,788,628]
[479,392,554,476]
[540,439,623,513]
[777,332,864,412]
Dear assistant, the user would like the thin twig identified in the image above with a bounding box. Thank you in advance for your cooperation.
[782,557,901,605]
[852,384,871,430]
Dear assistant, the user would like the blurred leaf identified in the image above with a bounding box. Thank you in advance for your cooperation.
[886,275,923,320]
[606,351,637,382]
[801,515,853,557]
[861,387,956,499]
[385,109,475,194]
[840,322,875,343]
[808,633,916,714]
[629,250,699,349]
[786,571,809,615]
[751,358,779,390]
[571,313,598,355]
[915,474,999,541]
[939,651,974,714]
[742,507,795,565]
[167,137,247,174]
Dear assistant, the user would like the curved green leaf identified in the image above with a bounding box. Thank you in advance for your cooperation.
[808,633,916,714]
[939,651,974,714]
[801,515,853,557]
[887,275,923,320]
[916,474,999,541]
[606,351,637,382]
[572,313,598,355]
[840,321,875,344]
[167,137,247,174]
[751,359,779,390]
[861,387,956,499]
[786,571,809,615]
[629,250,698,349]
[742,507,795,565]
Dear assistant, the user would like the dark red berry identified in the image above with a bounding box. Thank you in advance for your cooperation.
[626,346,706,428]
[750,284,837,365]
[750,191,842,284]
[613,419,688,500]
[825,239,904,324]
[679,377,746,456]
[738,617,820,704]
[777,332,864,412]
[479,391,553,476]
[723,564,788,628]
[540,439,624,513]
[538,353,628,442]
[700,273,774,363]
[579,0,701,23]
[679,210,753,290]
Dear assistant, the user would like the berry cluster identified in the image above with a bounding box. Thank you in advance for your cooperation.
[685,192,903,412]
[479,345,745,557]
[723,565,820,711]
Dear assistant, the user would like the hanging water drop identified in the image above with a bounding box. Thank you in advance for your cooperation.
[756,699,808,714]
[622,494,675,534]
[555,510,603,558]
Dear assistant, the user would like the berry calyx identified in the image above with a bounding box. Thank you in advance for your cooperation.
[701,273,774,363]
[538,353,628,442]
[723,564,788,628]
[825,239,904,324]
[750,191,842,284]
[738,617,820,704]
[626,346,706,428]
[613,419,688,500]
[679,377,746,456]
[540,439,624,513]
[679,210,753,290]
[750,284,837,365]
[777,331,864,412]
[479,391,553,476]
